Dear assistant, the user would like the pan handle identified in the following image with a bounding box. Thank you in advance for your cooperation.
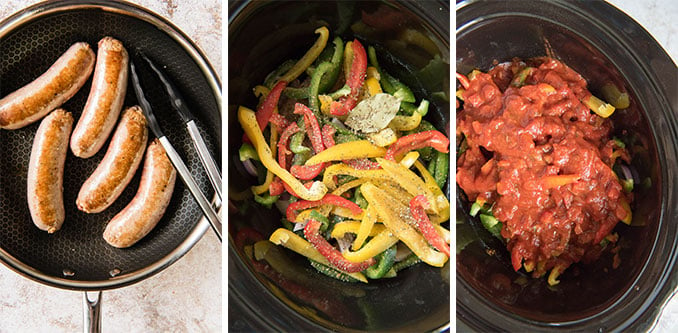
[83,291,102,333]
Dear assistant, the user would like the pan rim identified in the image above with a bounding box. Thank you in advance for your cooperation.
[0,0,221,291]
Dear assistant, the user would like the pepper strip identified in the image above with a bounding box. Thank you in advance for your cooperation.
[410,195,450,257]
[384,130,450,161]
[286,193,362,222]
[280,26,330,83]
[345,159,381,170]
[323,163,390,190]
[360,183,448,267]
[389,111,422,131]
[269,228,368,282]
[330,39,367,116]
[251,106,281,195]
[332,206,364,220]
[377,158,439,213]
[295,205,332,223]
[330,220,385,239]
[277,122,300,170]
[353,205,378,250]
[238,106,327,201]
[413,160,450,223]
[291,163,324,180]
[269,113,291,132]
[331,178,369,197]
[343,228,399,263]
[305,140,386,165]
[309,62,333,111]
[295,104,324,153]
[304,219,376,273]
[254,80,287,134]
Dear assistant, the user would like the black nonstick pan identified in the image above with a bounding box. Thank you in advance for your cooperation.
[0,0,221,331]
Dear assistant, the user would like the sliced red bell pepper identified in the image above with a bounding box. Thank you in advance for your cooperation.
[330,39,367,116]
[257,80,287,131]
[321,124,336,148]
[277,122,300,170]
[409,195,450,257]
[384,130,450,161]
[287,193,362,222]
[269,113,291,132]
[283,180,314,198]
[304,219,376,273]
[290,163,324,180]
[293,103,325,154]
[269,177,285,196]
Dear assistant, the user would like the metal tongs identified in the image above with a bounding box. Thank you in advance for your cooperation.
[129,55,222,242]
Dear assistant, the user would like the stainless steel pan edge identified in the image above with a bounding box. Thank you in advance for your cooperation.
[0,0,221,291]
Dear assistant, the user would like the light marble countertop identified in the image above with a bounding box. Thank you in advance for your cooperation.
[0,0,222,332]
[605,2,677,332]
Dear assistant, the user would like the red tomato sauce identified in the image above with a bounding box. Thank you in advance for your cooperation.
[457,58,632,279]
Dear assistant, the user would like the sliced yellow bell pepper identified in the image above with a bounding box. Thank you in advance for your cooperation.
[280,26,330,83]
[365,77,382,96]
[414,160,450,223]
[360,183,448,267]
[251,112,279,195]
[583,95,615,118]
[322,163,390,190]
[434,224,450,244]
[388,111,422,131]
[353,205,377,249]
[330,220,384,239]
[342,228,399,263]
[332,178,369,196]
[399,151,419,168]
[377,158,438,213]
[269,228,367,282]
[333,206,364,220]
[375,181,412,207]
[319,94,333,115]
[367,128,397,147]
[305,140,386,165]
[295,206,332,223]
[238,106,327,201]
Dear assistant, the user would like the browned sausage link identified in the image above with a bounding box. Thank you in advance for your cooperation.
[71,37,129,158]
[104,139,177,248]
[76,106,148,213]
[27,109,73,233]
[0,43,94,130]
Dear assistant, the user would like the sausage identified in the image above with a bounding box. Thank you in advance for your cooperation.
[103,139,176,248]
[0,42,95,130]
[71,37,129,158]
[27,109,73,233]
[76,106,148,213]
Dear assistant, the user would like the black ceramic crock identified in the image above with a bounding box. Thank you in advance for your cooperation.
[228,1,450,331]
[456,0,678,331]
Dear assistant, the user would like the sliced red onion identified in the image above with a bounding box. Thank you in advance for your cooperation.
[331,117,349,131]
[242,159,258,177]
[619,164,633,182]
[293,222,307,232]
[274,196,291,214]
[337,234,356,253]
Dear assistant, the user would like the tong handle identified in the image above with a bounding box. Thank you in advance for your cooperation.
[159,136,222,241]
[186,120,222,201]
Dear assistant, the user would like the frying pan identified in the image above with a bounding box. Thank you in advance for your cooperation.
[0,0,221,331]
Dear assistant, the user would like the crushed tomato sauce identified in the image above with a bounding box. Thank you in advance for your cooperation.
[457,58,632,279]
